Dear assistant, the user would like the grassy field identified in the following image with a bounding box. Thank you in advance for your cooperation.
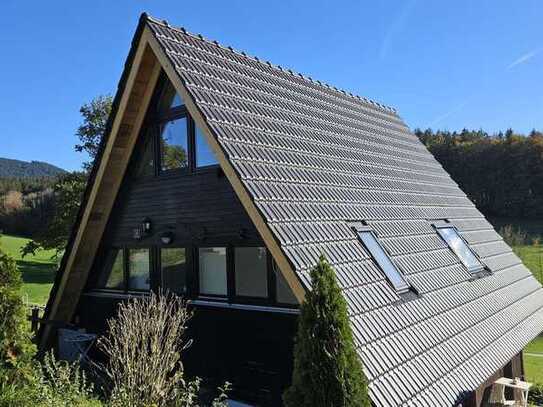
[0,234,57,305]
[512,246,543,384]
[513,245,543,283]
[524,332,543,383]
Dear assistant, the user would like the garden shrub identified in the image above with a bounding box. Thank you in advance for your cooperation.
[0,352,100,407]
[528,382,543,405]
[283,255,370,407]
[0,247,35,384]
[96,290,229,407]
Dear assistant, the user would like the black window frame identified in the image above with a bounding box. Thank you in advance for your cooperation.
[134,73,219,179]
[92,246,153,294]
[91,243,298,308]
[194,245,298,308]
[159,246,190,297]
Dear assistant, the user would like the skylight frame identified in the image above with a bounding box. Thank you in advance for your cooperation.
[433,223,485,274]
[353,226,411,293]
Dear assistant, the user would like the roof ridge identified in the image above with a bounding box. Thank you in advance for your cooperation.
[143,13,397,114]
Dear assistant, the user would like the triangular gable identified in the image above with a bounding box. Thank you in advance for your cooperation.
[42,13,543,406]
[40,14,305,350]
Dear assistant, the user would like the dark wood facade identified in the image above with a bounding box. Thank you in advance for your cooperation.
[72,73,298,406]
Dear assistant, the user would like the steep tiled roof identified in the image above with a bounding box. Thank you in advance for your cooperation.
[145,16,543,406]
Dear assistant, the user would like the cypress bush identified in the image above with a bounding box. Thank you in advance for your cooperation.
[0,246,35,376]
[283,255,370,407]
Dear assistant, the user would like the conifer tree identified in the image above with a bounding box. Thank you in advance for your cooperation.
[284,255,370,407]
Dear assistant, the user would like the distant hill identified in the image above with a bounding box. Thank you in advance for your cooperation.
[0,157,66,178]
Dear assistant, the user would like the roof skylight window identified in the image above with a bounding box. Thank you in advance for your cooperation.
[354,226,410,293]
[434,224,484,273]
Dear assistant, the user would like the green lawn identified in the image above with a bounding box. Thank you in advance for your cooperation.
[513,246,543,384]
[0,234,57,305]
[524,336,543,383]
[514,245,543,284]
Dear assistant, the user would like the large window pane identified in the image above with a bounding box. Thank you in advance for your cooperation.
[436,227,484,273]
[273,261,298,305]
[97,249,125,290]
[235,247,268,298]
[158,81,184,114]
[357,230,410,292]
[161,248,187,295]
[199,247,227,296]
[136,128,155,177]
[128,248,150,290]
[160,118,188,171]
[195,125,218,167]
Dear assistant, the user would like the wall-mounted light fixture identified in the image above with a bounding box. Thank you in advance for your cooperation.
[142,217,152,234]
[160,231,174,245]
[133,217,152,240]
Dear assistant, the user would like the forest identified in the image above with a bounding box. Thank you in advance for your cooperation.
[415,128,543,220]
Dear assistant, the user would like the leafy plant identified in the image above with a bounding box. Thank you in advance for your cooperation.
[284,255,370,407]
[0,247,35,379]
[0,352,100,407]
[528,382,543,405]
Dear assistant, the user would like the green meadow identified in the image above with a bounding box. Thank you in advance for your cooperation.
[0,234,57,305]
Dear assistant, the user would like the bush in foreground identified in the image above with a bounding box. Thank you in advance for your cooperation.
[283,255,370,407]
[96,291,229,407]
[0,245,35,384]
[528,382,543,405]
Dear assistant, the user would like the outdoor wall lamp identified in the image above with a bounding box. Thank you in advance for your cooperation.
[142,217,152,233]
[160,231,174,245]
[133,217,152,240]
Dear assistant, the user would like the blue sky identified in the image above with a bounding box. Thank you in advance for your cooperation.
[1,1,541,171]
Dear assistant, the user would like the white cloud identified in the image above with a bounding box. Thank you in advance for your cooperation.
[427,102,468,127]
[507,48,542,70]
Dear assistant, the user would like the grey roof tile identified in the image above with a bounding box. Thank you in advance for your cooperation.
[145,16,543,406]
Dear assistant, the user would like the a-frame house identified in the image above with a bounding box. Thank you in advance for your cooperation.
[41,13,543,406]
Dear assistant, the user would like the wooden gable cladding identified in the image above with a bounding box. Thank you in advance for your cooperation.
[40,32,161,348]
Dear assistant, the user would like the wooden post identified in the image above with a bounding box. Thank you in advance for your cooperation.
[30,307,39,334]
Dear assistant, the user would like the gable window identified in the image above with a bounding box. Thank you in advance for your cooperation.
[158,81,184,113]
[137,128,156,177]
[133,73,219,177]
[234,247,268,298]
[195,126,219,167]
[354,227,410,293]
[160,117,189,171]
[161,248,187,295]
[198,247,228,296]
[435,224,484,273]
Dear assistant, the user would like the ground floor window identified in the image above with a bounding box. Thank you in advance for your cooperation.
[234,247,268,298]
[96,249,125,290]
[93,244,298,308]
[128,248,151,290]
[198,247,227,296]
[161,247,187,295]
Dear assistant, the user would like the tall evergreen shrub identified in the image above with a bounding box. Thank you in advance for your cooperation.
[284,255,370,407]
[0,241,35,382]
